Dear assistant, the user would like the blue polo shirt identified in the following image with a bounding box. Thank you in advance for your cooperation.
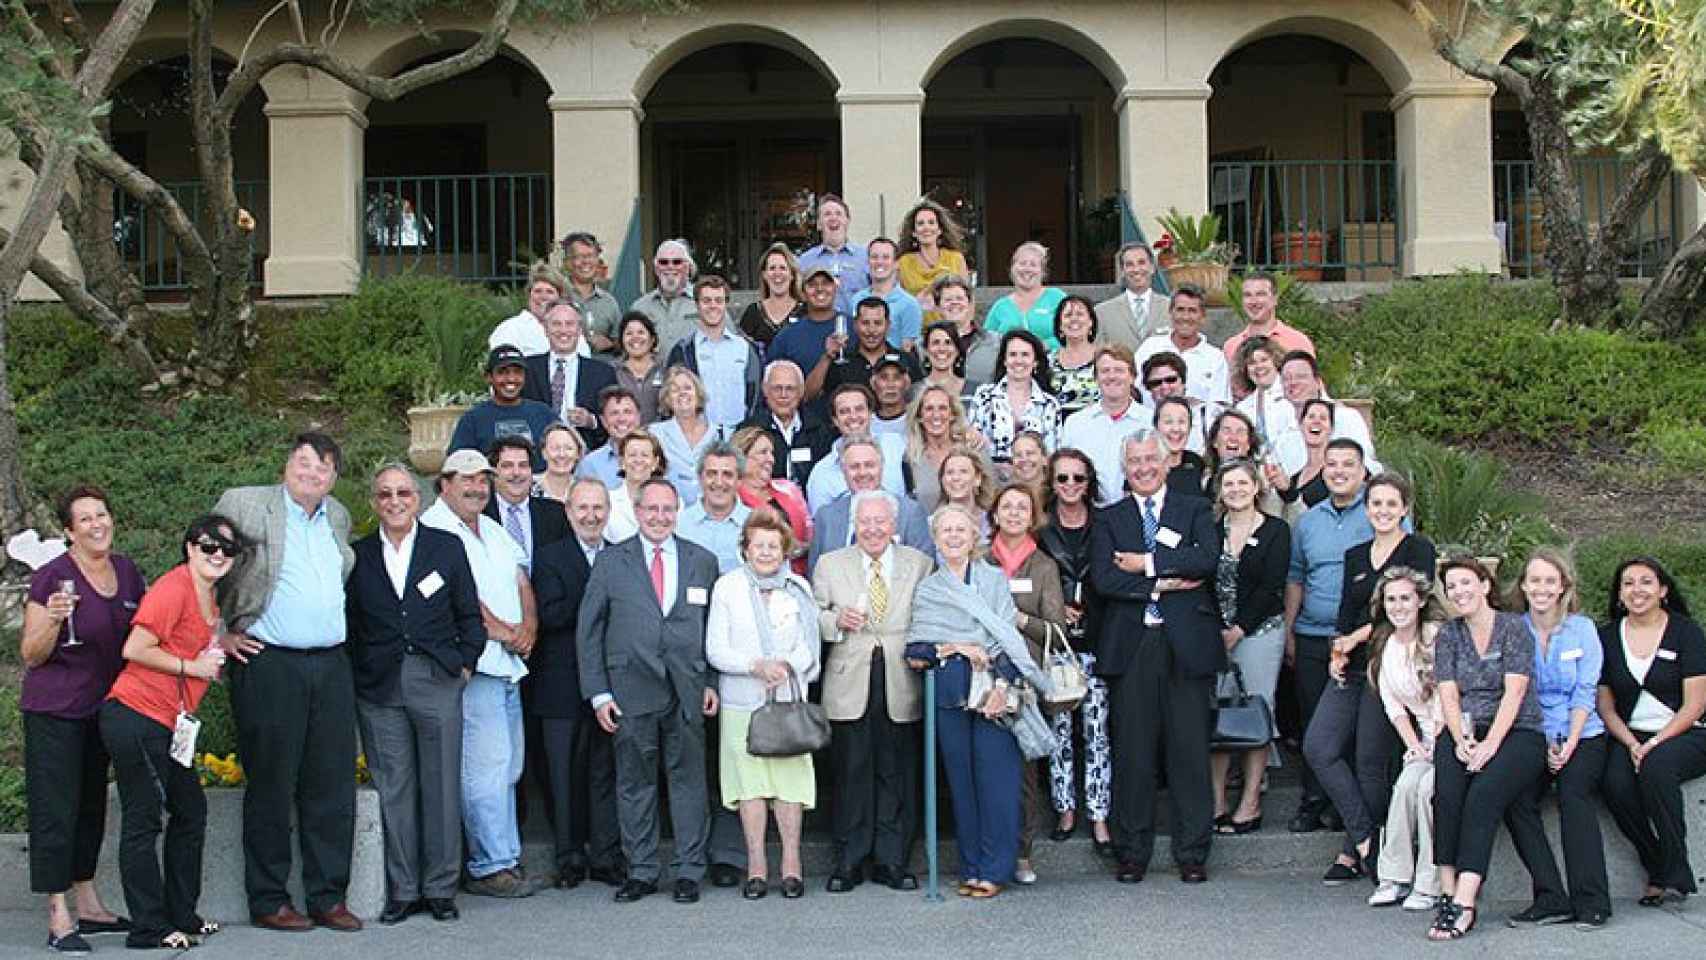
[1288,492,1374,637]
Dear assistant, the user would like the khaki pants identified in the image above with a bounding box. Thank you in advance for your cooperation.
[1377,760,1438,895]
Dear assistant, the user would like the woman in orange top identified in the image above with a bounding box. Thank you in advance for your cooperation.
[731,426,814,575]
[99,515,242,951]
[897,198,971,324]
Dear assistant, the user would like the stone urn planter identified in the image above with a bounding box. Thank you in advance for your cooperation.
[1164,261,1231,305]
[407,404,469,475]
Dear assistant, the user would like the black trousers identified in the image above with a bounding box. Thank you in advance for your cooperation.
[228,645,357,915]
[1602,726,1706,894]
[99,701,206,947]
[1292,633,1333,810]
[574,713,625,873]
[1433,728,1546,877]
[24,711,109,894]
[1108,627,1215,868]
[829,653,920,873]
[1504,735,1611,916]
[1302,680,1400,856]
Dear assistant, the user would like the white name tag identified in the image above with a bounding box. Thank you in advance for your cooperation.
[1247,537,1258,546]
[417,571,444,598]
[686,586,709,606]
[1011,578,1034,594]
[1657,648,1678,661]
[1154,527,1182,549]
[790,447,814,463]
[1560,647,1584,661]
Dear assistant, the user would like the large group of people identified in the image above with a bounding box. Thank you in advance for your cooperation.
[18,194,1705,953]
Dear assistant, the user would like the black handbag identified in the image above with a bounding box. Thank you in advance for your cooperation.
[746,670,831,758]
[1210,663,1274,752]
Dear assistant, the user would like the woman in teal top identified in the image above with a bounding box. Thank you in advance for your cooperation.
[984,241,1066,353]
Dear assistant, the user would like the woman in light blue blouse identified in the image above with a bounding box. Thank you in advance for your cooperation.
[984,242,1067,352]
[1501,547,1612,930]
[967,330,1060,465]
[647,365,716,505]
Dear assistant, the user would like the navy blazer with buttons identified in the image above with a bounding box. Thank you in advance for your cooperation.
[527,537,592,718]
[1089,488,1223,679]
[344,524,484,703]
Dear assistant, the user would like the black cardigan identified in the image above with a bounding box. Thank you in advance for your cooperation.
[1336,534,1438,636]
[1599,615,1706,724]
[1222,513,1290,635]
[1039,511,1101,644]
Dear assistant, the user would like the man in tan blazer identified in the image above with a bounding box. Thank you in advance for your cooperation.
[1095,241,1170,349]
[811,490,932,893]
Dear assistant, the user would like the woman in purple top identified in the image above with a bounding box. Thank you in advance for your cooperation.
[20,485,147,953]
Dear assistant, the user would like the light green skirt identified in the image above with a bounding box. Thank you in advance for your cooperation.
[719,707,817,810]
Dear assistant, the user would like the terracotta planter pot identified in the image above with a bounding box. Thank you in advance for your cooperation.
[1163,262,1230,305]
[1271,230,1327,281]
[407,404,470,474]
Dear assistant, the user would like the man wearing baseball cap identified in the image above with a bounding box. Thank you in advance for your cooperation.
[765,264,846,418]
[419,449,542,899]
[447,346,560,472]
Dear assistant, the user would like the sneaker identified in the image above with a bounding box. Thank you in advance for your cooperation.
[464,868,539,899]
[1368,881,1409,907]
[1322,860,1364,886]
[1575,911,1609,931]
[1403,890,1439,912]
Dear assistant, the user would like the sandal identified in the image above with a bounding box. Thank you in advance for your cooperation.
[956,880,978,897]
[742,877,768,900]
[1213,813,1234,833]
[1638,885,1666,907]
[1427,902,1476,940]
[969,881,1002,899]
[192,920,219,937]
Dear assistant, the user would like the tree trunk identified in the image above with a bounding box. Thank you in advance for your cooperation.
[0,311,28,538]
[1520,74,1618,325]
[1636,220,1706,339]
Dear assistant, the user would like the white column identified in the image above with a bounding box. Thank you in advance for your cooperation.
[263,98,366,296]
[1116,84,1212,247]
[1393,81,1502,276]
[549,96,642,280]
[837,92,923,239]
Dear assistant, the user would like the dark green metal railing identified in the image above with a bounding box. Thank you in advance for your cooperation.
[1493,159,1681,279]
[361,173,551,285]
[115,180,268,292]
[609,196,646,308]
[1209,160,1401,279]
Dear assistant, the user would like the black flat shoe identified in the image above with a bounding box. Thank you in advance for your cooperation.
[780,876,805,899]
[672,879,700,904]
[825,871,858,894]
[1228,816,1263,834]
[1213,813,1233,832]
[742,877,768,900]
[75,916,132,935]
[425,898,459,921]
[614,879,657,903]
[1048,825,1075,842]
[46,932,91,955]
[1093,838,1116,858]
[379,899,421,925]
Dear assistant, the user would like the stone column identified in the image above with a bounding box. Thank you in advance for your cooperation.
[549,96,643,285]
[1393,80,1502,276]
[262,98,366,296]
[1,146,80,301]
[1116,84,1212,249]
[837,92,923,239]
[1678,176,1706,246]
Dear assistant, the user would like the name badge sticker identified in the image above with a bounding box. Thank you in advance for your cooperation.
[1011,578,1034,594]
[1560,648,1584,662]
[417,571,445,598]
[686,586,709,606]
[1154,527,1182,549]
[1657,648,1678,661]
[790,447,814,463]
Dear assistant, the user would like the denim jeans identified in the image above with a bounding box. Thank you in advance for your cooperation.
[461,674,524,878]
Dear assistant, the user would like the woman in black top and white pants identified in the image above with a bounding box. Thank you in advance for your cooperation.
[1428,557,1548,941]
[1596,557,1706,906]
[1209,460,1291,833]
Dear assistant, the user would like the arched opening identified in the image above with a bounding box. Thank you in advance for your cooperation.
[921,37,1117,284]
[1208,35,1398,279]
[641,40,839,286]
[109,54,269,294]
[362,50,553,284]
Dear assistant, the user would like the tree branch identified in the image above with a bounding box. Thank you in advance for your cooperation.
[78,140,212,267]
[1594,141,1673,254]
[0,221,158,378]
[214,0,521,121]
[4,0,74,84]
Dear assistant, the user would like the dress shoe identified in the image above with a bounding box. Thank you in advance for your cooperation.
[780,876,806,899]
[825,870,859,893]
[869,865,918,891]
[613,880,657,903]
[464,869,539,899]
[1116,860,1147,884]
[587,865,627,888]
[251,905,314,932]
[1320,809,1344,832]
[708,863,742,888]
[1288,808,1325,833]
[673,879,700,904]
[1179,864,1209,884]
[378,899,421,925]
[1507,903,1574,927]
[554,872,581,890]
[1575,911,1609,931]
[425,898,460,921]
[311,903,363,932]
[559,859,590,885]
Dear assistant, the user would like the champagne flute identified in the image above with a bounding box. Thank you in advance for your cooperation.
[1461,710,1476,749]
[58,579,81,647]
[833,314,849,365]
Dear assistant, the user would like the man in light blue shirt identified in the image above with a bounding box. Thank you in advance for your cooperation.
[663,277,759,434]
[848,237,923,352]
[795,194,867,318]
[805,386,908,514]
[675,444,752,574]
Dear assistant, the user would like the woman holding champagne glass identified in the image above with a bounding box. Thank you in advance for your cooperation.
[22,486,146,953]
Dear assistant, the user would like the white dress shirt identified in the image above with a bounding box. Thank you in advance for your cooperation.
[1059,400,1149,506]
[380,522,418,599]
[1136,333,1231,406]
[420,499,528,682]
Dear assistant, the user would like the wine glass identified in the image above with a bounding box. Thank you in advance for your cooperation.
[832,314,849,365]
[58,579,81,647]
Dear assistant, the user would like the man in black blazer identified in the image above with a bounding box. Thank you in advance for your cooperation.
[483,436,571,571]
[522,300,617,450]
[577,478,723,905]
[1089,429,1222,885]
[345,463,484,924]
[739,359,834,487]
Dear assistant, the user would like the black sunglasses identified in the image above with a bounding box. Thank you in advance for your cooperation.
[193,539,241,559]
[1144,375,1182,389]
[1054,473,1088,484]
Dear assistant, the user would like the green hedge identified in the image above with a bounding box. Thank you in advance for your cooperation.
[1293,275,1706,444]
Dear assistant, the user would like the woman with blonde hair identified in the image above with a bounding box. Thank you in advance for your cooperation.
[604,432,669,542]
[905,385,982,510]
[938,447,997,538]
[985,242,1067,352]
[489,261,575,357]
[532,423,587,502]
[739,242,805,352]
[648,365,716,505]
[898,199,970,322]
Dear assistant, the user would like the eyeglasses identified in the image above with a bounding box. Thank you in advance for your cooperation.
[1144,375,1182,389]
[656,258,687,266]
[375,488,417,502]
[193,539,241,559]
[1054,473,1088,485]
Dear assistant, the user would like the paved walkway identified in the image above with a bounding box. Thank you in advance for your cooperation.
[7,871,1702,959]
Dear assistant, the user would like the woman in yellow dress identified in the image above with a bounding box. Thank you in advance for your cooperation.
[897,198,971,324]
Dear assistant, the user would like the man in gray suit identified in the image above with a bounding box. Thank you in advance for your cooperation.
[577,478,723,905]
[214,433,362,932]
[1095,241,1170,350]
[806,435,933,573]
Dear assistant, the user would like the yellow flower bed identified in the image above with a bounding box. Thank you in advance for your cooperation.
[195,752,372,788]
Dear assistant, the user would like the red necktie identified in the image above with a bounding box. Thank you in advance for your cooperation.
[650,545,666,607]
